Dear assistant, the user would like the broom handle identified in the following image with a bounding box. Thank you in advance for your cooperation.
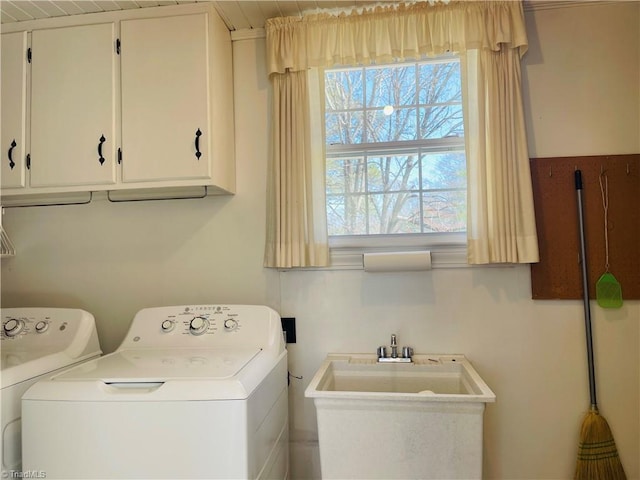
[575,170,598,409]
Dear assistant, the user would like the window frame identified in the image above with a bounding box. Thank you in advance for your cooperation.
[323,56,468,254]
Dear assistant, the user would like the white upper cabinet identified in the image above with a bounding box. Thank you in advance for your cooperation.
[120,13,210,184]
[30,23,117,188]
[1,32,28,189]
[0,3,234,202]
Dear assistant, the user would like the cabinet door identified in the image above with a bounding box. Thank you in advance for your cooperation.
[30,23,117,187]
[121,13,211,183]
[1,32,28,189]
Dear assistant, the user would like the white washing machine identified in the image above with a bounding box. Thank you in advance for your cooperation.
[1,307,102,477]
[22,304,289,480]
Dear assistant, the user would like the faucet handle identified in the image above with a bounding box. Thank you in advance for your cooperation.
[402,346,413,359]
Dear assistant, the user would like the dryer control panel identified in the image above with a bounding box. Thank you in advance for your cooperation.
[0,308,102,388]
[119,305,284,352]
[1,308,97,347]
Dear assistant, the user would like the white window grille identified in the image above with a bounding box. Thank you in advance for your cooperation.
[324,57,466,251]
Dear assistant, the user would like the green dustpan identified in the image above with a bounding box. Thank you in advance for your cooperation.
[596,271,623,308]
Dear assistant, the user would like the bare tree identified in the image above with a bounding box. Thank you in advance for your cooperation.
[326,60,465,235]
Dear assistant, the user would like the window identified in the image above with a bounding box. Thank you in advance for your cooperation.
[324,57,466,244]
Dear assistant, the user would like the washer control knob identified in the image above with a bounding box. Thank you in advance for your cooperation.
[224,318,239,331]
[35,321,49,333]
[3,319,25,337]
[161,320,175,333]
[189,316,209,336]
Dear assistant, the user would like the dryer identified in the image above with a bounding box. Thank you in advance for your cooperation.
[22,304,289,479]
[1,307,102,477]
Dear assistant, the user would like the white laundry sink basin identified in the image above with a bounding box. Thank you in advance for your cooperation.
[306,353,495,401]
[305,354,495,479]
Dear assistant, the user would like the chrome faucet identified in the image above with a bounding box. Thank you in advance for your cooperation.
[377,334,413,363]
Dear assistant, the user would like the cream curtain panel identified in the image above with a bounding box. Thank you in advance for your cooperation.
[463,47,539,263]
[264,0,539,267]
[264,69,329,268]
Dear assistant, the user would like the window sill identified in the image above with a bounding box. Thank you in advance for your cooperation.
[328,244,468,270]
[328,233,468,269]
[278,234,469,271]
[276,234,517,271]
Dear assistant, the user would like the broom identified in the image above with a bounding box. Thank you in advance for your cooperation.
[573,170,626,480]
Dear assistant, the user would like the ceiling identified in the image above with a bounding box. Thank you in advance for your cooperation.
[0,1,590,31]
[0,1,386,31]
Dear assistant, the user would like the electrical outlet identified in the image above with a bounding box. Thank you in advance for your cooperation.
[281,317,296,343]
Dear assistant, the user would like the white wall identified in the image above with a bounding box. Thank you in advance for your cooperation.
[1,2,638,479]
[522,2,640,158]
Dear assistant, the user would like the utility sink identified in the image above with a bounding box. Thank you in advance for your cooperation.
[305,354,496,479]
[306,353,495,400]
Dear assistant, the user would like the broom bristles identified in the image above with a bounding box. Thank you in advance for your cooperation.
[575,408,626,480]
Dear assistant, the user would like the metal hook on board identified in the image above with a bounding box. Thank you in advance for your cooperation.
[549,164,553,177]
[627,163,630,175]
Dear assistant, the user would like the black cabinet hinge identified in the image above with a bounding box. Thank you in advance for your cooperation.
[117,148,122,164]
[116,39,121,55]
[26,154,31,170]
[27,48,32,63]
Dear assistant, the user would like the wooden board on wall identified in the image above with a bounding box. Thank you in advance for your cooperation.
[530,154,640,300]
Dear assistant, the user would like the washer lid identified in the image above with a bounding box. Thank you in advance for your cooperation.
[2,347,64,368]
[51,347,262,383]
[1,351,98,389]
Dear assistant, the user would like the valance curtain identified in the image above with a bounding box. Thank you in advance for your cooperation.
[264,0,539,267]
